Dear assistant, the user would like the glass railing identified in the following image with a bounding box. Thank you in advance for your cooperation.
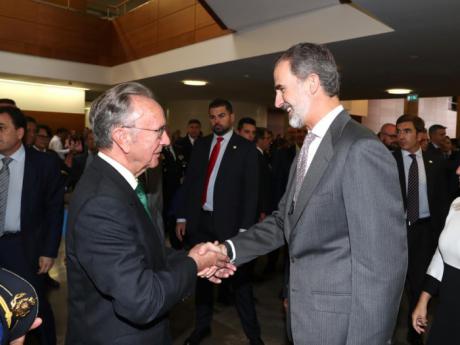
[32,0,150,19]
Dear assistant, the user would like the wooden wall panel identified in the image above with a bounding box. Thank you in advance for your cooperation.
[156,31,195,53]
[158,6,195,41]
[0,0,230,66]
[158,0,195,18]
[115,0,157,33]
[195,3,214,29]
[195,23,227,42]
[24,110,85,133]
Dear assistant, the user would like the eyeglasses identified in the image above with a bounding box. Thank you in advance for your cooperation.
[122,125,167,140]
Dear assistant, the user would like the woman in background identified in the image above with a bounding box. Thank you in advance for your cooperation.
[412,166,460,344]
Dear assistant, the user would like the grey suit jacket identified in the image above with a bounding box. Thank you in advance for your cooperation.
[230,111,408,345]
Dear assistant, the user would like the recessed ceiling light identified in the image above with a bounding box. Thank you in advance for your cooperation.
[386,88,412,95]
[182,80,208,86]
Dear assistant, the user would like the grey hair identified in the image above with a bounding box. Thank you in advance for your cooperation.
[276,43,340,97]
[89,82,153,149]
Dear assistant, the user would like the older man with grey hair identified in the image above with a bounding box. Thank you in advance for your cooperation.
[65,82,233,345]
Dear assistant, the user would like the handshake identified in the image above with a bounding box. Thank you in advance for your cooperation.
[187,242,236,284]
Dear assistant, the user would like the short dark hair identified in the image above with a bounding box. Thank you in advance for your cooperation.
[396,114,425,133]
[209,98,233,113]
[25,116,37,124]
[237,117,256,130]
[0,106,26,129]
[255,127,268,141]
[276,42,340,97]
[188,119,201,126]
[428,124,446,135]
[56,128,69,135]
[37,124,52,138]
[0,99,16,106]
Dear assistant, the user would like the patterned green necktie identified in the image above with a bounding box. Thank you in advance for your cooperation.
[135,181,151,219]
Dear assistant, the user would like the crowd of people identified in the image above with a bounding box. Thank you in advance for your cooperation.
[0,42,459,345]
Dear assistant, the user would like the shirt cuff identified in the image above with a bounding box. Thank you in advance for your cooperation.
[225,240,236,262]
[176,218,186,223]
[238,228,247,233]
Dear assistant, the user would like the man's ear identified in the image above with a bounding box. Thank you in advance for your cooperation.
[112,127,131,153]
[17,127,25,141]
[308,73,321,95]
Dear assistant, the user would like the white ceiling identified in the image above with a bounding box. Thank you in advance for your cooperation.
[134,0,460,105]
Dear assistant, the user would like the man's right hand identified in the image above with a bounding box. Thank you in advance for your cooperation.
[176,222,186,242]
[188,242,236,283]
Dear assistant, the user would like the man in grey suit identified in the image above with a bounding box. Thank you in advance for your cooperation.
[208,43,408,344]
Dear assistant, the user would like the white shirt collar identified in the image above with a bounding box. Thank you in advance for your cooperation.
[0,144,25,163]
[256,146,264,154]
[188,135,195,144]
[310,105,344,139]
[98,152,138,190]
[402,147,422,158]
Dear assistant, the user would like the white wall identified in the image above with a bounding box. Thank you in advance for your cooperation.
[361,97,457,137]
[419,97,457,137]
[0,79,85,114]
[164,100,267,135]
[362,98,405,133]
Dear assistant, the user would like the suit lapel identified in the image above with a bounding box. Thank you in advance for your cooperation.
[94,157,165,255]
[20,148,35,224]
[393,150,407,209]
[288,111,349,230]
[215,133,238,183]
[288,131,334,229]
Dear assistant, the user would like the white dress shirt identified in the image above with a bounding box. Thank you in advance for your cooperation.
[98,152,137,190]
[426,197,460,281]
[48,135,69,160]
[0,145,25,232]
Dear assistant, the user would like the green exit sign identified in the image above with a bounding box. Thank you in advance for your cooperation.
[407,94,418,101]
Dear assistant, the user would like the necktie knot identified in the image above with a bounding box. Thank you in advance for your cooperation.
[303,132,317,145]
[409,153,416,160]
[1,157,12,168]
[216,136,223,143]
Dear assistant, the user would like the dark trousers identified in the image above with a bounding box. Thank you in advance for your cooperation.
[406,219,436,342]
[193,211,261,341]
[0,234,57,345]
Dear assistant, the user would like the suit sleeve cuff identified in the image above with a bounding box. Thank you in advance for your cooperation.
[224,240,236,262]
[423,274,441,296]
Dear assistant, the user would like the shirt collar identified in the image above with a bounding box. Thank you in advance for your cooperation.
[98,152,138,190]
[0,144,25,163]
[214,130,233,141]
[256,146,264,154]
[402,147,422,158]
[310,105,344,139]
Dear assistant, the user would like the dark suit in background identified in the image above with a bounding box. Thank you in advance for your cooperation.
[393,148,450,343]
[174,135,194,167]
[178,132,262,342]
[162,145,185,248]
[270,145,296,211]
[66,156,196,345]
[0,146,63,345]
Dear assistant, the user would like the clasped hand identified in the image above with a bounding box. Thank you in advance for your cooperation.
[188,242,236,284]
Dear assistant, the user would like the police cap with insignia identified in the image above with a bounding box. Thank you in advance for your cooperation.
[0,268,38,344]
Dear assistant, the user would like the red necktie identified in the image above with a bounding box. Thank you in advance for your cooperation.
[202,137,223,206]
